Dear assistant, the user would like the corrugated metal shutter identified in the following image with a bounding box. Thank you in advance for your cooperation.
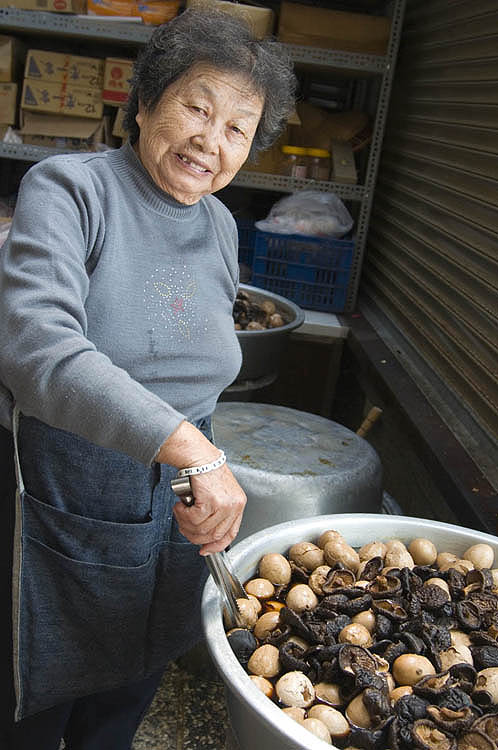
[361,0,498,448]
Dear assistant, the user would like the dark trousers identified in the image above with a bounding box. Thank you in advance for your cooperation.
[0,425,163,749]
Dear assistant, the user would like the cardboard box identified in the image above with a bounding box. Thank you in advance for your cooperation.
[20,110,108,151]
[112,106,126,139]
[0,82,17,125]
[290,102,369,151]
[102,57,133,105]
[0,35,23,83]
[25,50,104,91]
[242,129,289,176]
[277,2,391,56]
[21,78,103,119]
[186,0,274,39]
[87,0,179,24]
[0,0,86,12]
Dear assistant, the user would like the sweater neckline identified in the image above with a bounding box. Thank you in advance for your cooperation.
[108,141,202,220]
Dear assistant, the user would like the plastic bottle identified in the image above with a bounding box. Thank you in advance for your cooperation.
[307,148,331,181]
[280,146,309,178]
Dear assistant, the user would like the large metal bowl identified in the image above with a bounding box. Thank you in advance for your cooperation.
[235,283,305,382]
[201,514,498,750]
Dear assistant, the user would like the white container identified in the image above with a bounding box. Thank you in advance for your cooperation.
[201,514,498,750]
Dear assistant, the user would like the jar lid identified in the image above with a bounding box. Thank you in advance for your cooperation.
[281,145,308,155]
[306,148,330,158]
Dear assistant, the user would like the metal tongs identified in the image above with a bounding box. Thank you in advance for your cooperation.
[170,475,249,628]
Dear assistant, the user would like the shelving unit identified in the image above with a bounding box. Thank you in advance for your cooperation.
[0,0,406,311]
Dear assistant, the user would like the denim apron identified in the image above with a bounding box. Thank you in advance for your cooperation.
[11,407,210,720]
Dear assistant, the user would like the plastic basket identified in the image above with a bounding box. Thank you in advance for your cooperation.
[236,219,257,270]
[251,230,354,312]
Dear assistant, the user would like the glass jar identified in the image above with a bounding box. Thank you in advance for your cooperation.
[307,148,331,181]
[280,145,309,179]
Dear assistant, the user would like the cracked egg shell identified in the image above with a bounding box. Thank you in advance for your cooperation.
[247,644,280,678]
[408,538,438,567]
[299,717,332,744]
[463,544,495,571]
[235,597,260,628]
[289,542,324,572]
[314,682,343,707]
[390,685,413,703]
[258,553,292,585]
[282,706,306,722]
[245,578,275,600]
[345,691,374,729]
[249,675,274,699]
[439,644,474,671]
[323,540,360,572]
[253,610,281,641]
[308,565,333,596]
[285,583,318,613]
[473,667,498,705]
[351,609,376,634]
[317,529,345,549]
[308,704,351,739]
[276,670,315,708]
[338,623,373,647]
[358,541,387,562]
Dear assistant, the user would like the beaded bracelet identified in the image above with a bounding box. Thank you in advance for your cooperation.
[177,450,226,478]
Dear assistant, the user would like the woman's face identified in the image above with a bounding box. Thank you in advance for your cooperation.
[135,65,264,205]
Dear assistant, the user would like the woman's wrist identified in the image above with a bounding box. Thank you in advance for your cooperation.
[155,419,221,468]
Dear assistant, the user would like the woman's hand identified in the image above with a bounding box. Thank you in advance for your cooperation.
[173,463,246,554]
[156,419,247,554]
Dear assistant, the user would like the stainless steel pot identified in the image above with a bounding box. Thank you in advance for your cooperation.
[202,514,498,750]
[235,284,305,382]
[212,402,382,540]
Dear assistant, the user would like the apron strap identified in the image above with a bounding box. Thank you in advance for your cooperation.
[11,405,25,495]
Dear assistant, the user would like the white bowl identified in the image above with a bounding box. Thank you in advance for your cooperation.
[201,513,498,750]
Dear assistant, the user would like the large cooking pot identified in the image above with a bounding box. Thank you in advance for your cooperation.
[212,402,382,540]
[235,284,305,382]
[202,514,498,750]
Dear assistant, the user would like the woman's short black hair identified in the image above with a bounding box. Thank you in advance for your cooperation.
[124,8,297,159]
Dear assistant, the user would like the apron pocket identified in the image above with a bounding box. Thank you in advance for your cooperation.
[22,491,156,567]
[146,538,208,671]
[15,492,160,719]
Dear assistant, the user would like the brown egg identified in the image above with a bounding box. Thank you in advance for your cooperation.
[247,644,280,678]
[408,538,438,566]
[392,654,436,686]
[245,578,275,600]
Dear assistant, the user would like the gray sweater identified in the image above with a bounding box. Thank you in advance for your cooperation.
[0,142,242,465]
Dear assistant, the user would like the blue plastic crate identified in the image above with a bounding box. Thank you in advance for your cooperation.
[251,230,354,312]
[236,219,257,269]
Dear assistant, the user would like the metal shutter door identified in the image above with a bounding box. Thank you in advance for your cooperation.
[361,0,498,448]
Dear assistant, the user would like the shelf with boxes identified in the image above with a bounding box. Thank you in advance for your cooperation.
[0,0,406,311]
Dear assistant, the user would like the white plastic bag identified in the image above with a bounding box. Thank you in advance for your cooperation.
[255,190,353,238]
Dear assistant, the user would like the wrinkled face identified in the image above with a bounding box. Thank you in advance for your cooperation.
[135,65,264,205]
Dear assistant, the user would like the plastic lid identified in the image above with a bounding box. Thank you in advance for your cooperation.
[281,145,308,155]
[306,148,330,158]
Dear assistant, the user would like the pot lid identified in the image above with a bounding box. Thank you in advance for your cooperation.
[212,402,379,477]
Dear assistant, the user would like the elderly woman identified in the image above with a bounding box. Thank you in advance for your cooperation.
[0,9,295,748]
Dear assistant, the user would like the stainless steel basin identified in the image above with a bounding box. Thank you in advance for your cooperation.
[235,284,305,382]
[202,513,498,750]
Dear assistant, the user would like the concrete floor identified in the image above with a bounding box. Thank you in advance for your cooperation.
[132,653,240,750]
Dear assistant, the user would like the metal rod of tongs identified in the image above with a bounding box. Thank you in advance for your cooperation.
[170,475,248,629]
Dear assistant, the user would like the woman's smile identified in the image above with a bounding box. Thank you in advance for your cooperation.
[135,65,264,205]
